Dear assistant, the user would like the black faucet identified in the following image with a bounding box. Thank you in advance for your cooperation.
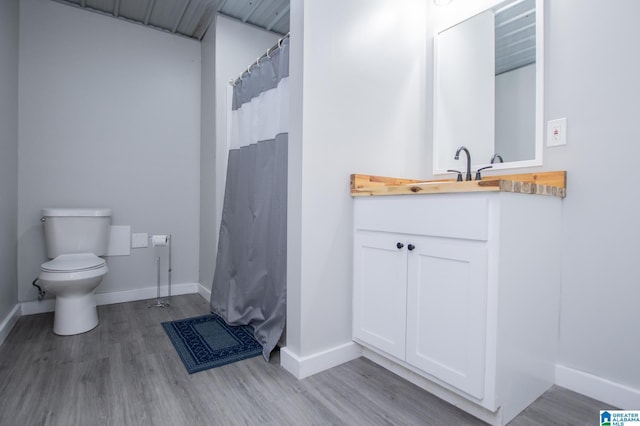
[490,153,504,164]
[475,165,492,180]
[454,146,472,181]
[447,169,463,182]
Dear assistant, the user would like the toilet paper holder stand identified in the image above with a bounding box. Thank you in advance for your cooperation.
[148,234,172,308]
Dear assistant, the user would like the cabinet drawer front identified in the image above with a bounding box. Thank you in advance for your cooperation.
[354,194,489,241]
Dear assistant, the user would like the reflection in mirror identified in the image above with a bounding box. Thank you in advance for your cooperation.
[495,0,536,163]
[433,0,542,174]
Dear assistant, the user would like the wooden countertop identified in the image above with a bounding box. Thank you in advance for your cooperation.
[350,171,566,198]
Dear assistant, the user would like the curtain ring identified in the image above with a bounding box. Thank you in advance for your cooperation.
[256,56,262,67]
[278,37,283,48]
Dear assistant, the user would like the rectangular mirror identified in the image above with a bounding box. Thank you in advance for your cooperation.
[433,0,543,174]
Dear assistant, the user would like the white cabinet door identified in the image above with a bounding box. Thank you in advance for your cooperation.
[353,231,408,360]
[405,237,488,399]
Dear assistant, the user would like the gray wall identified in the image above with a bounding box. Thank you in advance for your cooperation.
[17,0,202,302]
[0,0,19,321]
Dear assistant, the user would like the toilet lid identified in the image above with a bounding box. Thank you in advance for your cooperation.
[41,253,106,273]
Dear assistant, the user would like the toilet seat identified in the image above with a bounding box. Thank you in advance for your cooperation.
[41,253,106,273]
[37,254,108,336]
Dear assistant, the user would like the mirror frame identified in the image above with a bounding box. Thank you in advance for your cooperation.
[432,0,544,175]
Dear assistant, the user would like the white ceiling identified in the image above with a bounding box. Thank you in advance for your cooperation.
[53,0,290,40]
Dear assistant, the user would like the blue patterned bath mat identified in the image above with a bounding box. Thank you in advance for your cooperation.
[162,314,262,374]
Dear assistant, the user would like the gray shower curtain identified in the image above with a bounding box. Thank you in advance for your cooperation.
[210,37,289,360]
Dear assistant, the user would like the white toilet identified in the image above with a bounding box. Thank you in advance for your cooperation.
[37,208,111,335]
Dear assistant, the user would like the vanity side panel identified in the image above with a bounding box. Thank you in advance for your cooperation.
[495,192,562,424]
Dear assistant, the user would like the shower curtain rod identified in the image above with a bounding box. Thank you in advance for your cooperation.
[230,32,290,86]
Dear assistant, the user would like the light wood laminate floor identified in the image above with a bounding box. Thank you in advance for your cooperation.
[0,294,613,425]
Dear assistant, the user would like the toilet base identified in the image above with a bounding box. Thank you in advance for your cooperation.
[53,292,99,335]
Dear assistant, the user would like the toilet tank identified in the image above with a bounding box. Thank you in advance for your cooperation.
[42,208,112,259]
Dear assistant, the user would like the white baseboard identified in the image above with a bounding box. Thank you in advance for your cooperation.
[197,283,211,301]
[95,282,199,306]
[0,304,21,346]
[555,364,640,410]
[21,298,55,315]
[280,341,362,379]
[20,282,200,315]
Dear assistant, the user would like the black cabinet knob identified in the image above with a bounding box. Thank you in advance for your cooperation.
[408,244,415,251]
[396,242,404,249]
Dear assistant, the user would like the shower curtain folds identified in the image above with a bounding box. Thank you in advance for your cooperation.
[210,37,289,361]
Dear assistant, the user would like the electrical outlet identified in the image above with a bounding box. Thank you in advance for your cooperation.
[132,233,148,248]
[547,118,567,147]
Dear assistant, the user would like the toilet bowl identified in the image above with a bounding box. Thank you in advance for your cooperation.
[38,207,112,336]
[38,253,108,335]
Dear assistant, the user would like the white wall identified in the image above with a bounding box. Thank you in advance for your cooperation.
[0,0,20,325]
[285,0,428,368]
[18,0,201,302]
[199,15,280,292]
[200,19,216,294]
[425,0,640,407]
[495,63,535,162]
[545,0,640,405]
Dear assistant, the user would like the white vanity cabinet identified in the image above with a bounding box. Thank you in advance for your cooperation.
[352,191,562,425]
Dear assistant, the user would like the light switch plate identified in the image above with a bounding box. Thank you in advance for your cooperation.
[547,118,567,147]
[132,233,148,248]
